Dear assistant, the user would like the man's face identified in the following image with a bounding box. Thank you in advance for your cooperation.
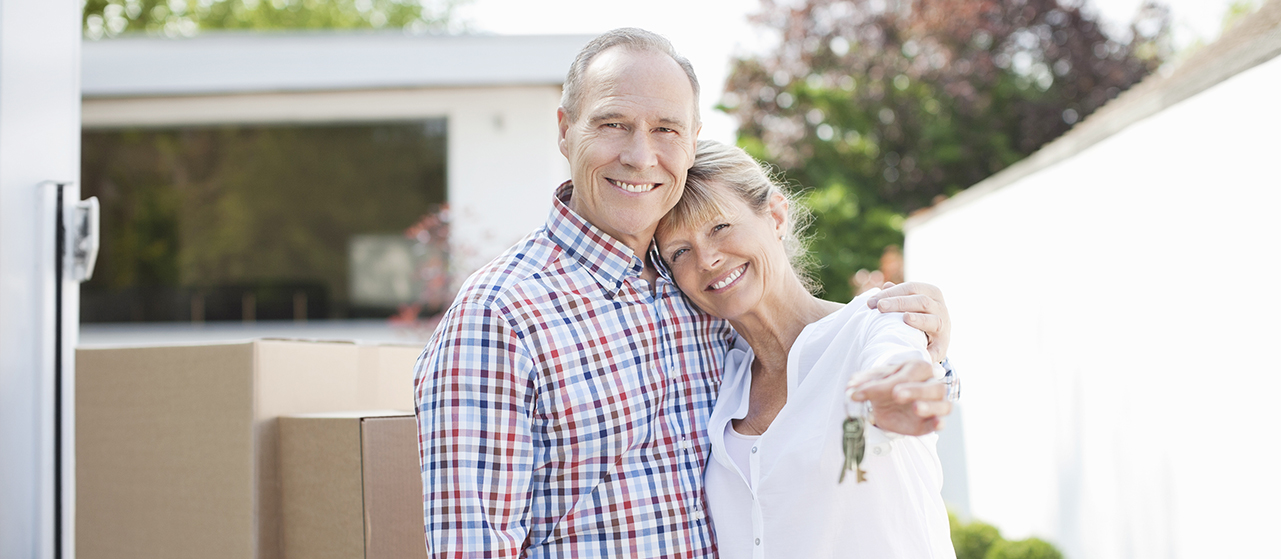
[557,47,700,251]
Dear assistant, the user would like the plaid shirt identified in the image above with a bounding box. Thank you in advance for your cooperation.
[414,182,735,558]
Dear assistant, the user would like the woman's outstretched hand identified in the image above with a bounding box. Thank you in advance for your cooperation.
[846,360,951,436]
[867,282,950,363]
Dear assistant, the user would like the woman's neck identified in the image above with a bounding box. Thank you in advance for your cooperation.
[728,278,839,373]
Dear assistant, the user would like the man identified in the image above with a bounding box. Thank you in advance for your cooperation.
[414,28,954,558]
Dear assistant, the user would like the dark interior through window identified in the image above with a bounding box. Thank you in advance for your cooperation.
[79,119,448,323]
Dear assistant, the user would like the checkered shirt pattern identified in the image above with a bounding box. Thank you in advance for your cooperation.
[414,182,735,559]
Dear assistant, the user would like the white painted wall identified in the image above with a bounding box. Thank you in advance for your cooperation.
[906,54,1281,558]
[84,85,569,282]
[0,0,82,557]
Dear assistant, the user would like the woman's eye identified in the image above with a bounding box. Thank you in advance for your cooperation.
[670,248,687,260]
[712,223,730,232]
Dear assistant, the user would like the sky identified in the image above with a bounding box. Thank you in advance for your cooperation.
[455,0,1249,144]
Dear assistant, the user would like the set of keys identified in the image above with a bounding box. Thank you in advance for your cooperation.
[839,401,870,484]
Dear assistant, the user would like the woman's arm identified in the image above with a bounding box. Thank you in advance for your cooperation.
[865,281,951,363]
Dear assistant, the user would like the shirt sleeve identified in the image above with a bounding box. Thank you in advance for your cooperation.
[413,299,538,558]
[857,309,936,374]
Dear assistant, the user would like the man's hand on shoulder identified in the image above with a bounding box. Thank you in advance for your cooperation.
[867,281,950,363]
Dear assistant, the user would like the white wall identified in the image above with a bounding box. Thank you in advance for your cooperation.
[84,84,569,280]
[0,0,82,557]
[906,54,1281,558]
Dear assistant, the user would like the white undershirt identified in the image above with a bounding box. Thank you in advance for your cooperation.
[722,423,760,489]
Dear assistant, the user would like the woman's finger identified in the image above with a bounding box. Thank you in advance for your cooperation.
[914,400,953,418]
[892,381,947,403]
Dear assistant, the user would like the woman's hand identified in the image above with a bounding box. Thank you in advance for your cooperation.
[867,282,950,363]
[846,360,951,436]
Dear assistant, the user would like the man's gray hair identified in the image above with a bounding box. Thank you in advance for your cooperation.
[561,28,701,125]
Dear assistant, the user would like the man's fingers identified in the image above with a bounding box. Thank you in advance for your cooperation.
[903,312,941,336]
[876,294,940,315]
[866,281,944,309]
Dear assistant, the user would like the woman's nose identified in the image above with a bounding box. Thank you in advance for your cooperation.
[698,247,722,270]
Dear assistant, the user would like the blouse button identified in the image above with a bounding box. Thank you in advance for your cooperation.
[751,446,758,454]
[755,538,761,546]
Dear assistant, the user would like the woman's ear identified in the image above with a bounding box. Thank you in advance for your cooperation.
[768,192,789,237]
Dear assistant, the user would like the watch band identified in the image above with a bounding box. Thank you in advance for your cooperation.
[941,358,961,402]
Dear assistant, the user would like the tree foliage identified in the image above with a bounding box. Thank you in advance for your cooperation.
[725,0,1171,300]
[83,0,468,38]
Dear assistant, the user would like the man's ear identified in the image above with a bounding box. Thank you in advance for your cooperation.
[557,107,572,158]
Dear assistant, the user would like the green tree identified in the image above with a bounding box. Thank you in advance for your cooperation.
[725,0,1171,300]
[83,0,468,39]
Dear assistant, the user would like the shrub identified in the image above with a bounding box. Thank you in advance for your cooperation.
[986,537,1064,559]
[949,512,1065,559]
[950,513,1002,559]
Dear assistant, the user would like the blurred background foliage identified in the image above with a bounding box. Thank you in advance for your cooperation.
[82,0,469,38]
[724,0,1173,300]
[951,513,1064,559]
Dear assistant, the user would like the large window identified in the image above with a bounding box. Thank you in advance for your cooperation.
[80,120,447,323]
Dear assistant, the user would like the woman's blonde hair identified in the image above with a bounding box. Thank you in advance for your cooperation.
[660,140,819,293]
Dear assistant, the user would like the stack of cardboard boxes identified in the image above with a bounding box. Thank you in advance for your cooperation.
[76,339,428,559]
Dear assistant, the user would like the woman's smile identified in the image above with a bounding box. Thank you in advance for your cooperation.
[708,263,748,292]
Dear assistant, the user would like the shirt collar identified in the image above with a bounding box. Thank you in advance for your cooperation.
[545,181,645,293]
[649,241,676,283]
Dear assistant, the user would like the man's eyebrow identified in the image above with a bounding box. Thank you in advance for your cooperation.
[586,113,689,129]
[656,117,689,129]
[588,112,627,125]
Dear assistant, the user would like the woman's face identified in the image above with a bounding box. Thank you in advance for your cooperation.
[657,181,791,321]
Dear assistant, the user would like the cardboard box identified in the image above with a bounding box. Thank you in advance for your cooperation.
[76,339,423,559]
[279,413,427,559]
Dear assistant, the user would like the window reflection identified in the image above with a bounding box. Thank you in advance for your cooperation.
[80,120,448,323]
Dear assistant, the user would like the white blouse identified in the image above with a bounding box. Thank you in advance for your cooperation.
[704,292,956,559]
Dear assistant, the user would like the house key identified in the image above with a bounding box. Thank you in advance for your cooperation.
[839,403,868,484]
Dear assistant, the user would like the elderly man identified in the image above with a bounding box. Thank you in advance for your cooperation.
[413,28,954,558]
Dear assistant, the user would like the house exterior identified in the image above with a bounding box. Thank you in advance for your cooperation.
[904,2,1281,557]
[82,31,588,296]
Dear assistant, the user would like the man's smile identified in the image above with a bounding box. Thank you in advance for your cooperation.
[607,178,660,193]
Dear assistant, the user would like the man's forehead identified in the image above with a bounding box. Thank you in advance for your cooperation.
[578,49,698,123]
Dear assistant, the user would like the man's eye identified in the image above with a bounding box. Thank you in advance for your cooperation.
[604,123,624,129]
[656,127,675,133]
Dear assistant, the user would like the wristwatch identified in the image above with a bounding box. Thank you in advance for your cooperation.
[941,358,961,402]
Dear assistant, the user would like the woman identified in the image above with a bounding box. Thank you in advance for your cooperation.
[654,140,956,558]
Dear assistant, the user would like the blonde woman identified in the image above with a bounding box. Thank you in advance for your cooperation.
[654,140,956,559]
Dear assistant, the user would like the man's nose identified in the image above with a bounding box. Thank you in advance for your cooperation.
[619,131,658,169]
